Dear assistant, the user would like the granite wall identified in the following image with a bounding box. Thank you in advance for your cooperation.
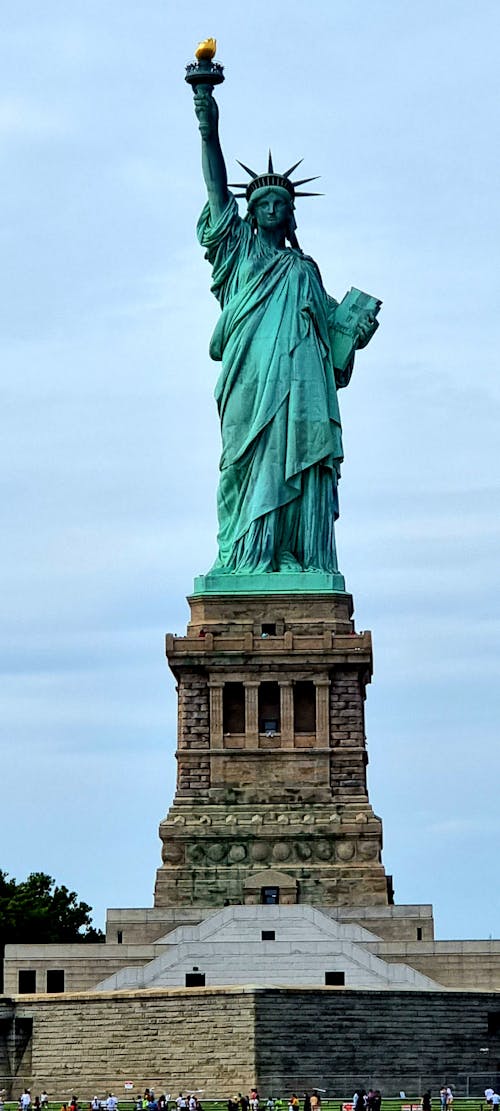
[2,987,500,1097]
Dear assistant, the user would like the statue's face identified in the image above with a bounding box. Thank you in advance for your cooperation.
[251,188,292,232]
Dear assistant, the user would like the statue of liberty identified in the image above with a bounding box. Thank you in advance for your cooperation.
[189,45,380,581]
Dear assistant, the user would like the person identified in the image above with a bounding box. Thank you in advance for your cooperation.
[303,1096,311,1111]
[445,1090,453,1109]
[422,1092,431,1111]
[485,1092,494,1106]
[40,1096,48,1110]
[439,1090,447,1111]
[193,83,378,577]
[491,1096,500,1110]
[309,1094,320,1111]
[373,1093,381,1111]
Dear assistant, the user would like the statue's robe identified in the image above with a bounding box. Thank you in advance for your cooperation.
[198,194,353,573]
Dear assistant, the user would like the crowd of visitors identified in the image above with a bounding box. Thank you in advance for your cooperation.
[353,1089,382,1111]
[227,1089,324,1111]
[6,1083,500,1111]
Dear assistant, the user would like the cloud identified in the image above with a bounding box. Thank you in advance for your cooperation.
[427,817,500,838]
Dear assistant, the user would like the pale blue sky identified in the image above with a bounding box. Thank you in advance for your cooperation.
[2,1,500,938]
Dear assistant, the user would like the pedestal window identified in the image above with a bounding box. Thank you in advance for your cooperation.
[223,682,246,734]
[258,682,281,734]
[293,680,317,733]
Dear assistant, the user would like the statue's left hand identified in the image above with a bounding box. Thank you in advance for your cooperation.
[356,309,377,349]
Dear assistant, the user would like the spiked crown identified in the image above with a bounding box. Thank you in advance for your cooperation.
[229,151,321,202]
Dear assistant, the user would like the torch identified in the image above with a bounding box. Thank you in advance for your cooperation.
[185,38,225,93]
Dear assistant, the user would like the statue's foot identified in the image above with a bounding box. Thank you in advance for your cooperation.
[277,552,302,572]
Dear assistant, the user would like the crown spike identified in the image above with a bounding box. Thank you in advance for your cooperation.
[282,158,303,178]
[233,154,322,203]
[291,176,321,187]
[236,159,258,179]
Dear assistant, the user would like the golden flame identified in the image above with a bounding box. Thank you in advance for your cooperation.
[195,38,217,61]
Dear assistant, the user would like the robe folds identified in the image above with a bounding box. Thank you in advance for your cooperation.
[198,193,352,573]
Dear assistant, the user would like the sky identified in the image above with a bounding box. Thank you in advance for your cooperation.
[1,0,500,941]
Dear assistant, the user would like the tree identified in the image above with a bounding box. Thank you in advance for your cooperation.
[0,870,104,991]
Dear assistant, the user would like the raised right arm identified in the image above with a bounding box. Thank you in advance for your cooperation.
[193,87,229,222]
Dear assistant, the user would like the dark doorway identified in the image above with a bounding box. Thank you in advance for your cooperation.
[46,969,65,993]
[223,682,246,733]
[185,972,205,987]
[293,681,316,732]
[18,970,36,994]
[258,682,280,733]
[261,886,279,905]
[325,971,345,985]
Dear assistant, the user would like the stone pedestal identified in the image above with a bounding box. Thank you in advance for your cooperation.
[155,591,389,908]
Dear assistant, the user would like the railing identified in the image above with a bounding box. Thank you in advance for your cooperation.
[166,632,372,657]
[1,1094,499,1107]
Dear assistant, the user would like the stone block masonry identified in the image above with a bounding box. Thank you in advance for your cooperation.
[254,988,500,1092]
[3,987,500,1097]
[3,988,256,1095]
[156,592,389,909]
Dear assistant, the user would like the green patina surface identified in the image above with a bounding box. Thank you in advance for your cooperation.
[191,69,379,591]
[193,569,346,596]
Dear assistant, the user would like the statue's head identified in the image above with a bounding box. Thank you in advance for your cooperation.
[247,186,298,245]
[230,153,320,250]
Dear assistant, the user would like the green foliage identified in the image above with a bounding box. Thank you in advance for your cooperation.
[0,869,104,948]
